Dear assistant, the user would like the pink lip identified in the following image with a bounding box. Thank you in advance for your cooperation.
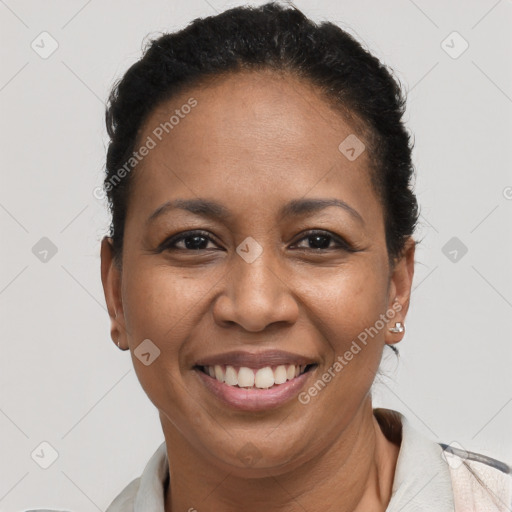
[194,366,316,412]
[194,349,317,369]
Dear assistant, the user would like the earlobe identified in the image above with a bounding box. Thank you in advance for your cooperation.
[387,320,405,345]
[100,236,126,349]
[385,298,406,345]
[388,321,404,334]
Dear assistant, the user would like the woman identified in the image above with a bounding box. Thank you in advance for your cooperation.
[98,2,511,511]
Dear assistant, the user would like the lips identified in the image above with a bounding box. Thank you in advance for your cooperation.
[195,365,317,412]
[193,349,318,396]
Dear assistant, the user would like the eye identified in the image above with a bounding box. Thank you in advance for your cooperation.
[158,229,355,253]
[291,230,354,252]
[160,230,221,251]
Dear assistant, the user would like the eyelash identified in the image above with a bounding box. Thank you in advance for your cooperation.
[159,229,355,253]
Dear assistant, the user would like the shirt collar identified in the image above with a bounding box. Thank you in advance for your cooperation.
[133,440,168,512]
[381,408,455,512]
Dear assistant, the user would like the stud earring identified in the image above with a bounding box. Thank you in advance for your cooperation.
[389,322,404,333]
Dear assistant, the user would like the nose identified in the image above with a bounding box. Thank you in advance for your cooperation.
[212,251,299,333]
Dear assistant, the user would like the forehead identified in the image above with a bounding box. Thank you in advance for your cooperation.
[127,70,381,227]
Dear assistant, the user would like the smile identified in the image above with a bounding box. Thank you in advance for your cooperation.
[197,363,317,389]
[193,350,319,411]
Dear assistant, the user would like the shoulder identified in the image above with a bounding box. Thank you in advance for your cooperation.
[440,443,512,510]
[24,478,141,512]
[375,408,512,511]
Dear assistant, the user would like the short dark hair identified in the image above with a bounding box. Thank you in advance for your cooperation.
[104,1,419,269]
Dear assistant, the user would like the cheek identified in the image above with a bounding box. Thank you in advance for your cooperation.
[122,261,221,342]
[294,257,389,401]
[120,263,215,416]
[291,265,388,425]
[120,260,212,376]
[296,258,389,346]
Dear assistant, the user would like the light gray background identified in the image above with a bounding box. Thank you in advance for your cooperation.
[1,0,511,510]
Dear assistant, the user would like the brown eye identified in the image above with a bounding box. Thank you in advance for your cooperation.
[291,230,354,252]
[160,230,220,251]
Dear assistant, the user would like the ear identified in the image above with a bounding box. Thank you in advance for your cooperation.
[100,236,128,350]
[385,237,415,345]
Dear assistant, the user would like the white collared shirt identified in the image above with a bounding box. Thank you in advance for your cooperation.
[104,409,511,512]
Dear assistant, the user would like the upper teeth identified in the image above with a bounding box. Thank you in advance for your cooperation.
[204,364,307,389]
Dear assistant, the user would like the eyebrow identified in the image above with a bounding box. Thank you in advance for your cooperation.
[146,197,364,226]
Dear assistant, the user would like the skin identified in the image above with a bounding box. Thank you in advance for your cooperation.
[101,69,415,512]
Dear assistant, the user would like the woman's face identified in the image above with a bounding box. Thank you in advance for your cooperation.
[102,70,414,475]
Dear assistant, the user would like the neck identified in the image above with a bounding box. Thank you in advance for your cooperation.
[162,398,400,512]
